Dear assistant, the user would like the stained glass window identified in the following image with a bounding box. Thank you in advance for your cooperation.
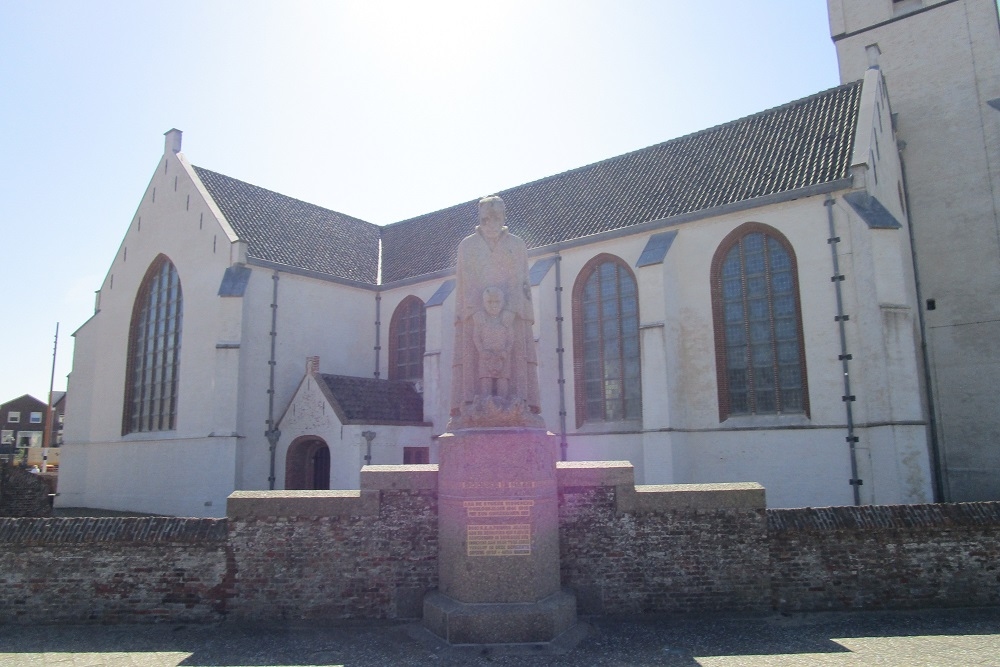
[389,296,426,381]
[713,225,807,419]
[123,256,183,434]
[574,256,641,426]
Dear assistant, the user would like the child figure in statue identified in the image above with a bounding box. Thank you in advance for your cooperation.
[473,286,515,399]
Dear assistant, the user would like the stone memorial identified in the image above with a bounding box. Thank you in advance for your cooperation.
[424,196,576,645]
[448,195,544,430]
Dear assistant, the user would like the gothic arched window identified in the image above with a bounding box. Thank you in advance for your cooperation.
[388,295,426,381]
[711,223,809,420]
[572,254,641,427]
[123,255,183,434]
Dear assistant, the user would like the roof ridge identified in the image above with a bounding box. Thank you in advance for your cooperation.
[320,372,414,385]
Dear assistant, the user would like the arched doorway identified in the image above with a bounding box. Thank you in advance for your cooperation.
[285,436,331,490]
[311,444,330,489]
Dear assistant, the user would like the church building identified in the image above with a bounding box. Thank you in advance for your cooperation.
[57,0,1000,517]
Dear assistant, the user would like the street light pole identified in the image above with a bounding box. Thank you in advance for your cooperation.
[41,323,58,473]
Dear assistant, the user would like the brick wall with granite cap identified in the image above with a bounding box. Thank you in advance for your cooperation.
[769,502,1000,611]
[557,462,771,614]
[226,465,439,622]
[1,463,999,625]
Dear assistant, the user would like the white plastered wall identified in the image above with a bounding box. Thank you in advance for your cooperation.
[233,269,378,491]
[835,68,931,504]
[59,141,245,517]
[547,181,930,506]
[830,0,1000,500]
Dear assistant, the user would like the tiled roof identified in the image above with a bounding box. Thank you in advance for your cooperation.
[191,82,861,286]
[193,167,380,283]
[317,374,426,424]
[380,81,861,283]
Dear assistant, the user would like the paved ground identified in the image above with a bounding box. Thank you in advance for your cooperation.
[1,607,998,666]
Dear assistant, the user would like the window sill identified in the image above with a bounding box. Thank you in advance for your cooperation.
[575,419,643,435]
[720,413,811,429]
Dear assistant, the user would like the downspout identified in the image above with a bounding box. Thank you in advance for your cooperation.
[362,430,376,465]
[554,254,568,461]
[898,150,946,502]
[265,271,281,490]
[825,197,862,505]
[374,292,382,378]
[374,234,383,379]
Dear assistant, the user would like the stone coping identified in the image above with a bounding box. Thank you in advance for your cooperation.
[227,490,378,519]
[227,465,765,518]
[360,464,439,490]
[555,460,635,487]
[618,482,766,512]
[769,501,1000,532]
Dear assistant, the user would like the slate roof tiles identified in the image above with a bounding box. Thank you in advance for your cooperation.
[380,81,861,282]
[193,167,381,283]
[193,80,862,286]
[317,374,426,424]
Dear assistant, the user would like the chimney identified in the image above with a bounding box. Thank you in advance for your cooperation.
[164,128,183,154]
[306,356,320,374]
[865,43,881,68]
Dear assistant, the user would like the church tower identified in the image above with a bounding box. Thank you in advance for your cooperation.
[829,0,1000,501]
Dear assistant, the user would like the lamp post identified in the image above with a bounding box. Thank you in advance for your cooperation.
[41,323,58,473]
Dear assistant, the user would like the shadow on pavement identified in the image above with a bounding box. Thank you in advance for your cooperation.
[0,607,997,666]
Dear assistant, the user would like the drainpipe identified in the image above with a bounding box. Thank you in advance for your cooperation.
[374,293,382,378]
[362,430,376,466]
[825,197,861,505]
[265,271,281,490]
[554,254,568,461]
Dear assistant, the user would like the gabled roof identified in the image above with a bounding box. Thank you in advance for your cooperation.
[193,167,380,283]
[380,81,862,283]
[317,374,426,425]
[0,394,48,411]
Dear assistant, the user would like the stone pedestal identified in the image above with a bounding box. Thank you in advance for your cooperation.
[423,428,576,644]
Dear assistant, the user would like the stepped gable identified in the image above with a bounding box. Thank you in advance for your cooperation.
[317,374,426,424]
[380,80,862,283]
[193,167,380,283]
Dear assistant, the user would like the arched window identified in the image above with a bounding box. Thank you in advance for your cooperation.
[388,295,426,381]
[572,254,641,427]
[123,255,183,434]
[711,223,809,420]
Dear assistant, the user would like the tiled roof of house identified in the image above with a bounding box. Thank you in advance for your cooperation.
[317,374,426,424]
[380,81,862,283]
[193,167,381,283]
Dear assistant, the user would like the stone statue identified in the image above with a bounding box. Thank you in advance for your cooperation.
[449,195,543,429]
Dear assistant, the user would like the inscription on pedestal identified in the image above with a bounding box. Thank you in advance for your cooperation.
[467,523,532,556]
[465,499,534,556]
[464,499,533,517]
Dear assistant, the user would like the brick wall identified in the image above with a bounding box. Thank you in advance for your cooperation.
[769,502,1000,611]
[0,463,53,517]
[0,517,230,624]
[0,463,998,626]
